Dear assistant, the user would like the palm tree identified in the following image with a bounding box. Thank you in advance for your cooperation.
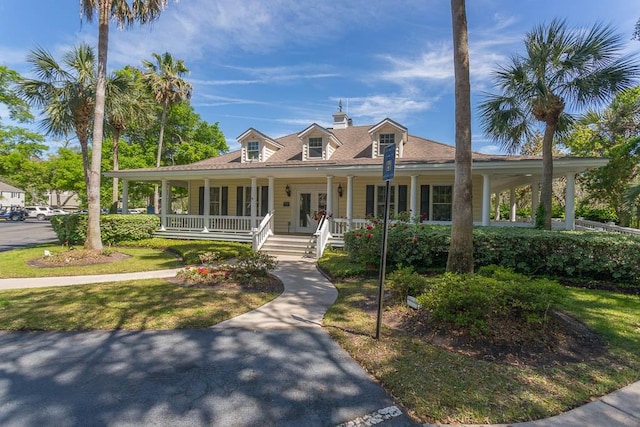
[447,0,474,273]
[479,19,639,230]
[18,45,97,190]
[80,0,170,250]
[105,67,155,213]
[142,52,193,213]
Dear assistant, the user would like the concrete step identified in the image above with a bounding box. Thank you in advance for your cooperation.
[260,234,317,257]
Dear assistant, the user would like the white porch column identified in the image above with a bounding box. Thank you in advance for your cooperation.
[346,175,354,230]
[510,187,517,222]
[494,192,501,221]
[121,180,129,215]
[482,174,491,226]
[531,182,540,223]
[160,179,168,231]
[268,177,275,213]
[565,173,576,230]
[250,177,257,229]
[202,178,210,232]
[326,175,334,215]
[410,175,418,222]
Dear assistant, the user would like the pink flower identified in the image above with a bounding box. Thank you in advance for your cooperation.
[366,225,373,230]
[366,233,372,239]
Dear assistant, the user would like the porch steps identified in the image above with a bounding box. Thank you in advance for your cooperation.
[260,234,317,257]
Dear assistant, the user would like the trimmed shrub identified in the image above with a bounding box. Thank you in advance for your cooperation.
[50,214,160,245]
[416,267,567,337]
[387,265,431,303]
[344,223,640,289]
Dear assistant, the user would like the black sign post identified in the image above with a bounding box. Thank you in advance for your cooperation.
[376,143,395,339]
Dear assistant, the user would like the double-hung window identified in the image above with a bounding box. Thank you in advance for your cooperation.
[376,185,396,216]
[209,187,222,215]
[378,133,395,156]
[246,141,259,161]
[432,185,453,221]
[308,137,323,159]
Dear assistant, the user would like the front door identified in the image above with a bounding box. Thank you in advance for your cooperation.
[296,189,327,233]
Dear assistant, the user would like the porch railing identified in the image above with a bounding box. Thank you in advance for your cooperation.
[163,214,255,233]
[314,214,332,258]
[252,211,274,251]
[575,219,640,236]
[330,218,370,238]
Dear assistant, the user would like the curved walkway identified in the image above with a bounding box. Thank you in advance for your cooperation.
[0,257,638,427]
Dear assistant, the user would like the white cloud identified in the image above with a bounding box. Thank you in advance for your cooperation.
[342,95,435,122]
[193,64,339,86]
[476,144,502,155]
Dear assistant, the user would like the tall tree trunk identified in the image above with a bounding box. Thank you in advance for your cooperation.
[85,0,110,251]
[447,0,474,273]
[154,101,169,214]
[539,120,557,230]
[111,130,120,213]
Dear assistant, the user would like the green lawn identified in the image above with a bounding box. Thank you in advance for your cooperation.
[319,251,640,425]
[0,278,281,330]
[0,244,182,278]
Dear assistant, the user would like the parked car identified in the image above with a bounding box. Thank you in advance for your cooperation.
[24,205,55,221]
[0,206,27,221]
[51,209,69,215]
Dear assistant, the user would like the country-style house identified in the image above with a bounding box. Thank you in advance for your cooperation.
[105,109,607,257]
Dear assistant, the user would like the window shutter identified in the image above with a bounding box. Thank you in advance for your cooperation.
[198,187,204,215]
[261,186,269,216]
[221,186,228,216]
[420,185,430,221]
[365,185,374,217]
[398,185,408,213]
[236,186,244,216]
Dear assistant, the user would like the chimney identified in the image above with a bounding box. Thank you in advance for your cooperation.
[332,99,351,129]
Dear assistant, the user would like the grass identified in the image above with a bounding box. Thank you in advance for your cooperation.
[0,245,182,278]
[319,250,640,425]
[0,238,252,278]
[0,278,281,330]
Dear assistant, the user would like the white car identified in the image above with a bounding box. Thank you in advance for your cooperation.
[51,209,69,215]
[24,206,55,221]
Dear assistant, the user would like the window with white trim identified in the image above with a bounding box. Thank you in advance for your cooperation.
[378,133,395,156]
[432,185,453,221]
[209,187,221,215]
[376,185,396,216]
[246,141,260,160]
[308,137,323,159]
[242,186,263,216]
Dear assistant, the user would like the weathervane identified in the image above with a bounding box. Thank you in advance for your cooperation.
[338,99,343,112]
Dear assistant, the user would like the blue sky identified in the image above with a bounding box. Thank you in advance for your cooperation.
[1,0,639,154]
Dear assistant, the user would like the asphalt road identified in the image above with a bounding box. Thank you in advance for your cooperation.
[0,220,58,252]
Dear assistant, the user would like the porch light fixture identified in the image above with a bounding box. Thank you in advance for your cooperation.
[285,184,291,197]
[337,183,343,197]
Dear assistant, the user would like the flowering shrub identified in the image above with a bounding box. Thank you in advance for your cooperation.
[176,265,232,285]
[175,251,278,286]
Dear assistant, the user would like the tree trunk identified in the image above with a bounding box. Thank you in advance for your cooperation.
[110,129,120,213]
[154,101,169,214]
[539,119,557,230]
[85,0,110,251]
[446,0,474,273]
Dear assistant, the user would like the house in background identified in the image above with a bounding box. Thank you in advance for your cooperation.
[0,181,26,208]
[105,109,608,257]
[46,190,81,211]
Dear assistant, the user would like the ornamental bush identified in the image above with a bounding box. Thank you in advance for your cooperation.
[416,266,567,337]
[344,223,640,289]
[50,214,160,245]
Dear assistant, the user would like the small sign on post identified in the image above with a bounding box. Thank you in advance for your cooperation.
[376,143,395,339]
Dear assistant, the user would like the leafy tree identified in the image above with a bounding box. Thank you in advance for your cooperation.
[480,19,640,230]
[0,66,32,123]
[80,0,172,250]
[447,0,474,273]
[47,147,86,206]
[564,86,640,226]
[142,52,193,213]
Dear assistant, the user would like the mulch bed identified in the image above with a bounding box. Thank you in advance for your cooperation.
[27,249,131,268]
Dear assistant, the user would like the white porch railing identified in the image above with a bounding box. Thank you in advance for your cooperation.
[575,219,640,236]
[252,211,274,251]
[330,218,370,238]
[314,214,332,258]
[163,214,255,233]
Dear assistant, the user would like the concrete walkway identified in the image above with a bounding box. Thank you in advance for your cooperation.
[0,256,638,427]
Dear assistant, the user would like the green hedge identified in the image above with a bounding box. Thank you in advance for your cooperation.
[50,214,160,245]
[344,223,640,289]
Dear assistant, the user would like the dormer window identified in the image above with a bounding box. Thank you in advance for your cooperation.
[309,137,323,158]
[379,133,395,156]
[246,141,260,161]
